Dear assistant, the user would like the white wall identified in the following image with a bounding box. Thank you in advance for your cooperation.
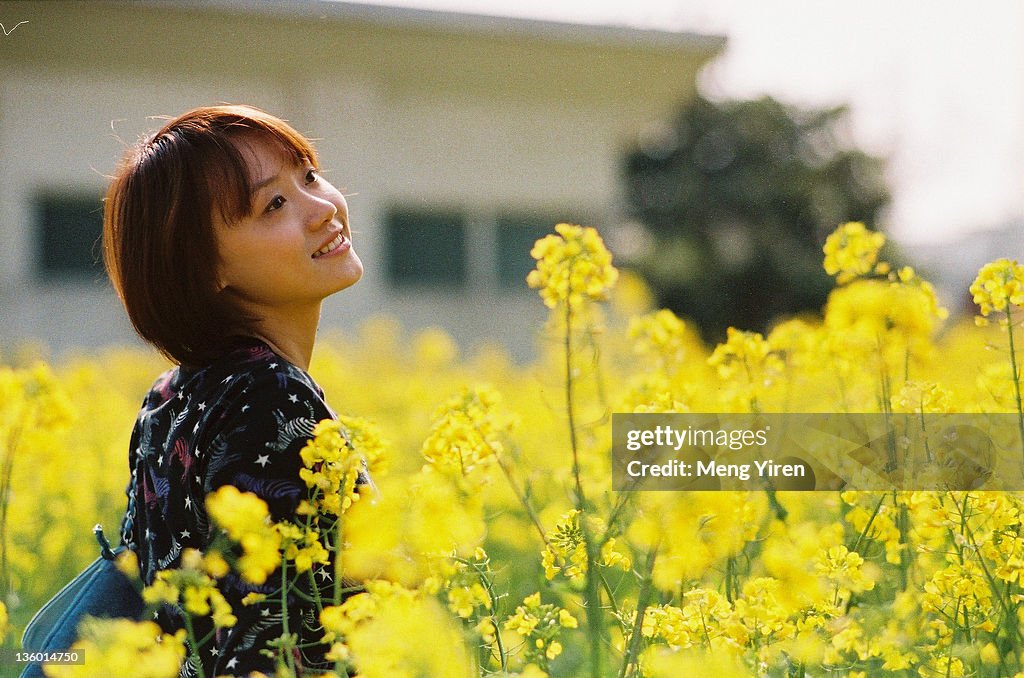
[0,2,717,359]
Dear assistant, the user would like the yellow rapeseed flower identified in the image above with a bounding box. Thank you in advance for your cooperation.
[824,278,946,355]
[503,593,577,671]
[822,221,886,284]
[326,584,471,678]
[707,327,782,382]
[412,326,460,371]
[337,414,390,479]
[970,258,1024,317]
[891,381,953,414]
[641,645,751,678]
[707,328,782,409]
[541,509,630,581]
[814,545,876,594]
[0,600,9,643]
[142,572,179,606]
[421,385,515,478]
[446,582,490,619]
[205,485,270,538]
[298,418,371,516]
[628,308,705,373]
[13,232,1024,678]
[143,551,238,630]
[527,223,618,312]
[343,473,485,586]
[918,655,965,677]
[205,486,281,584]
[44,618,186,678]
[275,521,330,573]
[980,642,1000,665]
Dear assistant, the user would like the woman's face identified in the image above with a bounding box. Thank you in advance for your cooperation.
[215,133,363,318]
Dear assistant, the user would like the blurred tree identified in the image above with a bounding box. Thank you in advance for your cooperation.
[622,95,890,342]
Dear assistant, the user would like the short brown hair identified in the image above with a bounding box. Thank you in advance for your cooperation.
[103,105,319,366]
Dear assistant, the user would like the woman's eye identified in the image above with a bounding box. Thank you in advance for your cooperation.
[305,168,319,184]
[265,195,286,213]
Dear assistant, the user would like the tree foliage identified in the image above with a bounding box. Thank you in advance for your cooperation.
[623,95,890,341]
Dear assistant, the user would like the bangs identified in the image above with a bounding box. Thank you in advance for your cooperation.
[202,127,320,226]
[148,105,320,226]
[197,138,252,225]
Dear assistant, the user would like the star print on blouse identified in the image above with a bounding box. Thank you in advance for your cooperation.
[120,337,343,677]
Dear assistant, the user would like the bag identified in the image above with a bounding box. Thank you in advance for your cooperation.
[19,525,145,678]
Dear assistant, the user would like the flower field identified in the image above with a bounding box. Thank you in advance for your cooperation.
[2,223,1024,677]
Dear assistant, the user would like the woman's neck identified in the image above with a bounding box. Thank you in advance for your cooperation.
[246,304,321,371]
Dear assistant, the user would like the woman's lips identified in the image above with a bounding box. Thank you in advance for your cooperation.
[312,232,350,259]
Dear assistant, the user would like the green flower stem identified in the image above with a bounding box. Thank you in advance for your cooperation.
[565,305,587,518]
[877,343,899,473]
[298,510,327,617]
[455,556,509,673]
[0,398,35,609]
[742,360,788,521]
[489,438,549,547]
[307,569,324,611]
[917,409,934,464]
[850,493,886,556]
[332,516,344,606]
[602,495,632,546]
[961,515,1022,645]
[596,570,621,621]
[947,596,960,678]
[564,302,604,678]
[279,555,297,676]
[957,493,971,567]
[895,493,910,592]
[0,417,25,607]
[182,611,208,678]
[725,555,737,604]
[287,587,319,605]
[696,604,713,648]
[619,546,658,678]
[1005,306,1024,474]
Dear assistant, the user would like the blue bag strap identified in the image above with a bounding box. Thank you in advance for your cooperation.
[93,524,117,561]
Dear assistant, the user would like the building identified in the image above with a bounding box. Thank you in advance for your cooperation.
[0,0,724,359]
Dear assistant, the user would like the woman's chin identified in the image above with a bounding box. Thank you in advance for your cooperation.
[332,254,364,293]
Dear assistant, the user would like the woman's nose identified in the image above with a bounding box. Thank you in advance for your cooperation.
[308,193,337,230]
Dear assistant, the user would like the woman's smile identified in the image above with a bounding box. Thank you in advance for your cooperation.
[312,231,350,259]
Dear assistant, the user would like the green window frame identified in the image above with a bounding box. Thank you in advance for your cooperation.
[384,209,469,287]
[36,193,105,280]
[496,214,564,289]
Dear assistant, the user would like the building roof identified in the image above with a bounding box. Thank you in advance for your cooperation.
[3,1,726,123]
[153,0,726,52]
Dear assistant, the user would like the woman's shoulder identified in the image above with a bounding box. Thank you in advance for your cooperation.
[141,338,326,415]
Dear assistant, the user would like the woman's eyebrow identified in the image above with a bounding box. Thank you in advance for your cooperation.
[251,172,280,194]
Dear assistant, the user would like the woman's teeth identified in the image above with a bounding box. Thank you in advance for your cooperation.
[313,233,345,258]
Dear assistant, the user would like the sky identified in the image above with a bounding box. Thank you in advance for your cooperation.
[348,0,1024,245]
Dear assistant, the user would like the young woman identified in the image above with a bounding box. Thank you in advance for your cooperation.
[104,104,365,676]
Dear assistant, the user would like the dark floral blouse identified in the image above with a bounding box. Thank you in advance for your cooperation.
[120,338,353,677]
